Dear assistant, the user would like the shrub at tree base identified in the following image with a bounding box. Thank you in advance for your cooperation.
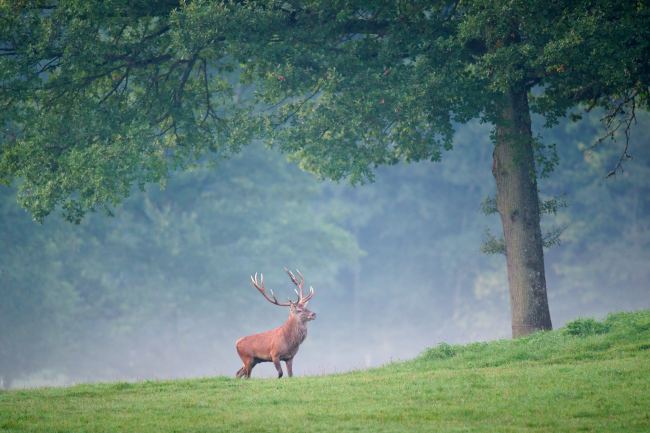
[564,318,611,337]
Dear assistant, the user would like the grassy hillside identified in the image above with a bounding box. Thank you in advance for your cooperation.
[1,310,649,433]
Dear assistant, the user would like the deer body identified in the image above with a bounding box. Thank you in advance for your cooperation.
[235,270,316,378]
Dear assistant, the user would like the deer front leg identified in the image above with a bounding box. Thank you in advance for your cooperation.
[285,358,293,377]
[272,357,283,378]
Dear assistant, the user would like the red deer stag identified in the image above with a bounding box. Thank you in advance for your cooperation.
[235,269,316,378]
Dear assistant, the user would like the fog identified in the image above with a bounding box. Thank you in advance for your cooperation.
[2,115,649,388]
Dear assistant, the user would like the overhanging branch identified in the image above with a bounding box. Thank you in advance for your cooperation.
[590,90,639,178]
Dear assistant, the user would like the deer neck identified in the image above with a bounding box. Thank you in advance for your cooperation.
[282,314,308,344]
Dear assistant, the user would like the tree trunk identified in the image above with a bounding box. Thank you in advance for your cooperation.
[492,87,553,337]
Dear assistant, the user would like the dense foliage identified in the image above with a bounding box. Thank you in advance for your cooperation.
[1,1,648,220]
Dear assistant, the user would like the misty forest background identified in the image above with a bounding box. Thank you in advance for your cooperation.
[2,106,649,389]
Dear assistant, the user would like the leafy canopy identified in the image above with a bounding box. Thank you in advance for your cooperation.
[1,0,648,222]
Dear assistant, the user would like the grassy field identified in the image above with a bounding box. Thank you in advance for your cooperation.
[1,310,649,433]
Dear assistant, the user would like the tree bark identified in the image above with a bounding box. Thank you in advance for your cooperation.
[492,87,553,337]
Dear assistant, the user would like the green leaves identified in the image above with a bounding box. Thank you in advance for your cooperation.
[1,1,649,221]
[0,1,266,221]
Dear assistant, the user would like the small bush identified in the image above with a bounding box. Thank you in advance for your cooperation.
[421,342,457,360]
[606,311,650,333]
[564,318,611,337]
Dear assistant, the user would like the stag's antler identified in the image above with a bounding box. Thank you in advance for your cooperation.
[250,273,292,307]
[284,268,315,304]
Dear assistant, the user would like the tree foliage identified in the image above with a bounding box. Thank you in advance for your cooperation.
[2,1,647,221]
[239,0,648,180]
[1,1,263,221]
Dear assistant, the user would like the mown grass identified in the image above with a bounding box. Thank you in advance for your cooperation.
[1,310,649,433]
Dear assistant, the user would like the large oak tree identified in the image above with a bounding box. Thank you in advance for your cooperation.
[1,1,648,336]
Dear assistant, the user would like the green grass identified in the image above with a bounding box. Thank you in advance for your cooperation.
[2,310,650,433]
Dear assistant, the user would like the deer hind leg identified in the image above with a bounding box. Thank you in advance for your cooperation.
[241,359,258,378]
[272,357,283,378]
[236,365,253,378]
[245,359,259,378]
[236,356,256,379]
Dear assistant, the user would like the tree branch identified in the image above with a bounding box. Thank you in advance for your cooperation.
[98,68,129,105]
[583,90,639,178]
[173,54,198,107]
[274,83,322,129]
[605,93,636,178]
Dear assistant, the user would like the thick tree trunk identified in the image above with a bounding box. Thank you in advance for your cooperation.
[492,87,553,337]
